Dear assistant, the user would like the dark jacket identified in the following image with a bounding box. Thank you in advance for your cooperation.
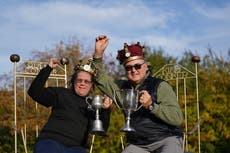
[123,76,183,145]
[28,65,110,147]
[93,58,183,145]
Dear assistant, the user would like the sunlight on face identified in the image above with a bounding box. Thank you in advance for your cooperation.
[125,59,148,85]
[74,71,92,96]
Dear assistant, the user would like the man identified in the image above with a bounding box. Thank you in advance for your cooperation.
[93,35,184,153]
[28,57,112,153]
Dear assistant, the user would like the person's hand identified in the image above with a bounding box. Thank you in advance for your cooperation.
[49,58,59,68]
[102,95,113,109]
[139,90,153,109]
[94,35,109,58]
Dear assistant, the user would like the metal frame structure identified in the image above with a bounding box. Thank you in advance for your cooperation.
[153,56,201,153]
[10,54,201,153]
[10,54,69,153]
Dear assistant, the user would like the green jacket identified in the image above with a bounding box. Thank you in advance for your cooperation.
[93,58,183,127]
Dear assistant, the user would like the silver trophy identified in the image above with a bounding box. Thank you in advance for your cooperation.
[114,89,141,132]
[86,95,105,134]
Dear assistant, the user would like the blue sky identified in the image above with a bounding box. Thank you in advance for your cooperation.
[0,0,229,75]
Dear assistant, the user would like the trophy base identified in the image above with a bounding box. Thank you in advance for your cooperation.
[91,129,105,135]
[120,126,136,132]
[91,120,105,135]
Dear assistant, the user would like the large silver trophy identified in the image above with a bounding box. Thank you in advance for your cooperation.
[114,89,141,132]
[86,95,105,134]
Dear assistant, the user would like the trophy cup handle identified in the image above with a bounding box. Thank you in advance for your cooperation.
[86,96,93,110]
[135,105,143,111]
[134,90,143,111]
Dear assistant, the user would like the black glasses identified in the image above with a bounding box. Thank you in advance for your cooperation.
[76,79,92,85]
[125,62,145,71]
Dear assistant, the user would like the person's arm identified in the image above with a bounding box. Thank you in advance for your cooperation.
[100,95,112,131]
[93,35,118,98]
[93,58,121,99]
[152,81,184,126]
[94,35,109,58]
[27,58,59,107]
[93,35,125,108]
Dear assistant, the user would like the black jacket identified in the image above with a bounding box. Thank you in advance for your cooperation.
[28,65,110,147]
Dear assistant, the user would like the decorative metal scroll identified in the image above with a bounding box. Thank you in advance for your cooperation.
[10,54,69,153]
[153,64,196,80]
[16,61,66,79]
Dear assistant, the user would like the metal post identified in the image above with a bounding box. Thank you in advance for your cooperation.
[14,62,17,153]
[10,54,20,153]
[35,102,38,137]
[184,78,188,151]
[23,77,27,151]
[192,56,201,153]
[64,64,67,88]
[195,62,201,153]
[60,57,69,88]
[90,134,95,153]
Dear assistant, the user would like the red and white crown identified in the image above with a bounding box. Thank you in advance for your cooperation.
[116,42,145,65]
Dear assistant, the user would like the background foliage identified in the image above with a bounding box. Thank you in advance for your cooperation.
[0,37,229,153]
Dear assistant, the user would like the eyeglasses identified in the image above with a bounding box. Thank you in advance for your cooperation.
[76,79,92,85]
[125,62,145,71]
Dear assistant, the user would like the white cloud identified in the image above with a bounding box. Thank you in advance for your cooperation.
[193,2,230,21]
[0,0,229,75]
[186,1,230,35]
[2,1,176,35]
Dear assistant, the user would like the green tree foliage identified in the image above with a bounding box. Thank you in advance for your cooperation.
[0,37,229,152]
[198,49,230,153]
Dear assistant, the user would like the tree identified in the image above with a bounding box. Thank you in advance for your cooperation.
[0,36,229,152]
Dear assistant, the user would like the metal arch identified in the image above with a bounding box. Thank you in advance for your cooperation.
[153,62,201,153]
[153,63,196,80]
[11,58,68,153]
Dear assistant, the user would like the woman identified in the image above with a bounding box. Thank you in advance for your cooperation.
[28,57,112,153]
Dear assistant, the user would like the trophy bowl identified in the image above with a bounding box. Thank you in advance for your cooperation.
[91,95,103,109]
[114,89,140,132]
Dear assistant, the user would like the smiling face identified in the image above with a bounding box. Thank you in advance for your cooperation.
[125,59,148,85]
[74,71,93,97]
